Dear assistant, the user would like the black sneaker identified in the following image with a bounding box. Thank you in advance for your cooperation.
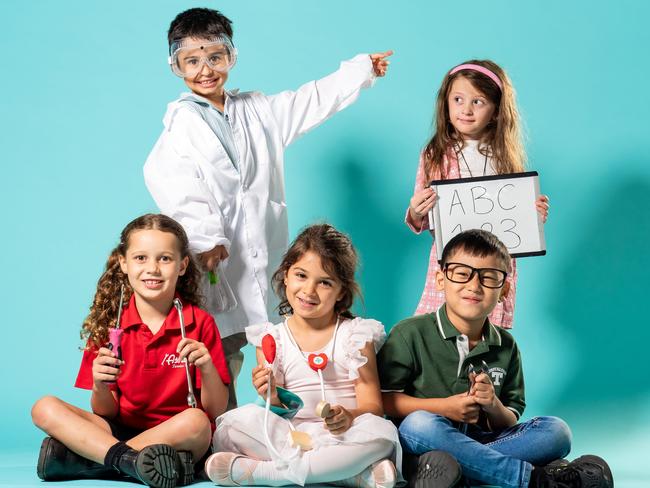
[531,454,613,488]
[409,450,461,488]
[545,459,570,469]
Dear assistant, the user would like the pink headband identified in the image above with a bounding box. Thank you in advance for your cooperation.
[449,63,503,90]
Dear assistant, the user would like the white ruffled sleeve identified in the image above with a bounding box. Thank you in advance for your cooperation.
[245,322,284,380]
[338,317,387,380]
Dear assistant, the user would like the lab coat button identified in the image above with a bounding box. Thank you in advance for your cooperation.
[252,249,258,257]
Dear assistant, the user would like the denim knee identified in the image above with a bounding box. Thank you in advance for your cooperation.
[398,411,451,453]
[538,416,572,458]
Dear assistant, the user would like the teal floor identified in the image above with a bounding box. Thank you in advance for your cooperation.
[1,450,646,488]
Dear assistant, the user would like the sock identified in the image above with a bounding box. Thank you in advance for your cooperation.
[103,441,139,480]
[104,441,130,469]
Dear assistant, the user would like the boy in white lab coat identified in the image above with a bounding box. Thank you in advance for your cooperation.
[144,7,391,410]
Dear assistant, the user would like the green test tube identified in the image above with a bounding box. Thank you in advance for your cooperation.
[208,270,218,285]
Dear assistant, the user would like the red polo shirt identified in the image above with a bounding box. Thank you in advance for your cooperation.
[75,296,230,430]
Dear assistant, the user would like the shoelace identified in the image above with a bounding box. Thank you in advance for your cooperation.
[553,467,579,487]
[547,462,602,488]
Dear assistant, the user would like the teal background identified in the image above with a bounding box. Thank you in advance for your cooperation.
[1,0,648,486]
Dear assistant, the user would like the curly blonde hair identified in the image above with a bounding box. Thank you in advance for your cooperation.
[423,59,525,180]
[81,214,203,348]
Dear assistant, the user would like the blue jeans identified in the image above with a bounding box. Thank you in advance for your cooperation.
[398,412,571,488]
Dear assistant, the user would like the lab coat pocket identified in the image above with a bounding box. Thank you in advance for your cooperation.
[205,267,238,314]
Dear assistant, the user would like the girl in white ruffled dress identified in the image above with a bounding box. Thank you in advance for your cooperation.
[205,224,402,487]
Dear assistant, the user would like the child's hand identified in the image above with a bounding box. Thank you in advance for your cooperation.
[324,404,354,435]
[469,372,497,411]
[252,365,278,403]
[369,50,393,77]
[409,187,437,222]
[445,392,480,423]
[177,338,214,371]
[198,244,229,271]
[92,347,122,385]
[535,194,550,223]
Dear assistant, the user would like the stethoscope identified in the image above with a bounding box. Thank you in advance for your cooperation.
[283,317,341,419]
[260,334,303,466]
[173,298,198,408]
[260,317,341,463]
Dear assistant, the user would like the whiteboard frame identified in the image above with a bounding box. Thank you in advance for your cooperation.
[429,171,546,259]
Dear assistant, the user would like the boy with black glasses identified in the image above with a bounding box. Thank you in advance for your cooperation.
[377,229,612,488]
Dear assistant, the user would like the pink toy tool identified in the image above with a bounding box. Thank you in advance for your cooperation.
[106,285,125,383]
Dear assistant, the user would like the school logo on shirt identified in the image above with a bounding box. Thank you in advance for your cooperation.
[488,367,506,386]
[161,353,188,369]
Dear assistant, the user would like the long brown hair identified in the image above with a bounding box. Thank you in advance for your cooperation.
[272,224,361,319]
[81,214,203,348]
[423,59,525,180]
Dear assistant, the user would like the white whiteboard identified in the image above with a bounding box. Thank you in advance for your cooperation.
[429,172,546,258]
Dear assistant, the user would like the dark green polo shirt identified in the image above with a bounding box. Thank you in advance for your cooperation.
[377,305,525,421]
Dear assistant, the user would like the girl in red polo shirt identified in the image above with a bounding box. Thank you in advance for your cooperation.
[31,214,230,488]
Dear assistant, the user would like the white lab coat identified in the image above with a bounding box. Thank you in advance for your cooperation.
[144,54,376,338]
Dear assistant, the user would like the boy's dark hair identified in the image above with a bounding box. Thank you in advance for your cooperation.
[168,8,234,48]
[440,229,511,272]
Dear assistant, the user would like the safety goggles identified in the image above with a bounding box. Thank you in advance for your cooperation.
[168,35,237,77]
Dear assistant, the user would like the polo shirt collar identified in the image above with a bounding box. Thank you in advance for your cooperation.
[436,304,502,347]
[119,294,196,331]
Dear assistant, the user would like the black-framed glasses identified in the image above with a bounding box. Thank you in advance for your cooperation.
[443,263,507,289]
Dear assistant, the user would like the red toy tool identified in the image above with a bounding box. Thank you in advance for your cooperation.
[262,334,277,364]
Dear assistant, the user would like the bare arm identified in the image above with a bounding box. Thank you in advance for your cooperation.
[177,338,229,419]
[349,342,384,418]
[324,342,384,435]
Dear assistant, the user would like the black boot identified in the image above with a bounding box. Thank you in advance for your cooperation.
[176,450,194,486]
[105,441,180,488]
[37,436,121,481]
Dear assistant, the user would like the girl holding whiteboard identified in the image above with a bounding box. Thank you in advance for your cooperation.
[406,60,549,328]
